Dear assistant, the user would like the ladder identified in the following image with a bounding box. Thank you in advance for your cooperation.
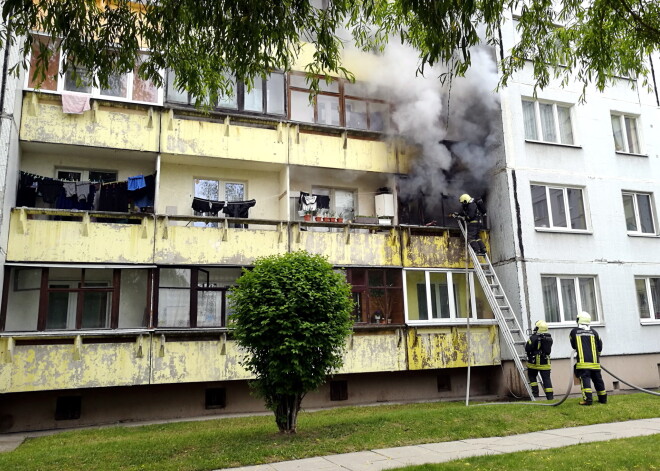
[457,219,535,400]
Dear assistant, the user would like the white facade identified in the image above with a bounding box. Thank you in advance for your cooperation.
[491,15,660,375]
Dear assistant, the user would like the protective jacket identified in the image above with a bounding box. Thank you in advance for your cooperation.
[459,198,487,223]
[569,327,602,370]
[525,333,552,370]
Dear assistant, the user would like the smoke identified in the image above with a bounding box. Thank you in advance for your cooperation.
[345,41,502,222]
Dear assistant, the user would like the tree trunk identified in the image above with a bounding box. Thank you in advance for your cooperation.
[274,394,302,433]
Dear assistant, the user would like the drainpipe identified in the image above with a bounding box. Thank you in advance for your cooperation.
[511,169,531,332]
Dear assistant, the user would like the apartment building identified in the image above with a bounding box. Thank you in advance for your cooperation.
[490,16,660,393]
[0,36,508,433]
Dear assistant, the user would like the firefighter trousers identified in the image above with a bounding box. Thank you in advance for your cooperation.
[527,368,553,399]
[467,222,486,254]
[575,367,607,404]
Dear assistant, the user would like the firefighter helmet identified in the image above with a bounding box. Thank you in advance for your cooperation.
[535,320,548,333]
[459,194,472,204]
[577,311,591,325]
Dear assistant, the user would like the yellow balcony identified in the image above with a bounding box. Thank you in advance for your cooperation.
[6,208,155,264]
[402,227,488,268]
[20,93,160,152]
[338,328,408,373]
[154,216,289,265]
[290,222,402,266]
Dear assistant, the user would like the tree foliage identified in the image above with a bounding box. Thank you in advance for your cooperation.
[229,251,354,433]
[1,1,659,102]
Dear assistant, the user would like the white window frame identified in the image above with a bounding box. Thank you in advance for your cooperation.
[530,184,589,232]
[25,34,164,106]
[403,269,495,325]
[635,276,660,322]
[522,99,575,145]
[541,275,601,325]
[622,191,657,235]
[55,168,118,182]
[611,113,642,155]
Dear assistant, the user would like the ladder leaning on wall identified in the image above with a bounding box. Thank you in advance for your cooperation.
[457,219,536,400]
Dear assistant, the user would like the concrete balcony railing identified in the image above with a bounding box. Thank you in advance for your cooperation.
[7,208,477,267]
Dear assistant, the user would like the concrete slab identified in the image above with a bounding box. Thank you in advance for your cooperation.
[373,445,438,460]
[0,435,26,453]
[324,451,402,471]
[271,457,340,471]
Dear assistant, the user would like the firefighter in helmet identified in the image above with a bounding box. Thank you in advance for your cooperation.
[570,311,607,405]
[525,320,554,400]
[454,194,487,256]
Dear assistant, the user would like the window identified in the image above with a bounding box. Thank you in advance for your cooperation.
[622,192,655,234]
[347,268,404,324]
[310,187,355,220]
[522,99,574,144]
[156,267,241,328]
[56,168,117,183]
[1,267,150,331]
[542,275,599,323]
[167,71,285,115]
[405,270,494,323]
[193,178,246,226]
[635,277,660,320]
[289,73,390,131]
[25,35,161,105]
[611,114,641,154]
[531,184,587,230]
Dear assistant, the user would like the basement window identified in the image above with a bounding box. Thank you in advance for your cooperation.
[55,396,82,420]
[205,388,227,409]
[330,380,348,401]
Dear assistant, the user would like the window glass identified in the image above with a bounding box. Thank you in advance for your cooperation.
[651,278,660,320]
[345,99,368,130]
[266,73,285,114]
[429,272,450,319]
[549,188,567,227]
[225,182,245,202]
[290,90,315,122]
[244,78,264,112]
[133,54,158,103]
[522,101,538,140]
[625,117,639,153]
[369,102,388,131]
[636,194,654,233]
[318,79,339,93]
[194,179,220,201]
[560,278,577,321]
[158,289,190,327]
[531,185,549,227]
[166,69,188,104]
[334,189,355,220]
[81,287,110,329]
[578,277,597,321]
[542,276,560,322]
[636,278,650,319]
[197,291,223,327]
[539,103,557,142]
[100,72,128,98]
[47,287,74,330]
[28,35,60,91]
[611,115,624,151]
[317,94,340,126]
[452,272,469,318]
[119,269,148,328]
[64,66,93,93]
[344,81,367,97]
[289,74,309,89]
[89,170,117,183]
[567,188,586,230]
[623,193,637,231]
[557,105,573,144]
[474,282,494,319]
[159,268,191,288]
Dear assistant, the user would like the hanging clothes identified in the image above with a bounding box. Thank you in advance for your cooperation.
[38,180,64,204]
[222,199,256,218]
[299,192,317,212]
[99,182,129,212]
[132,174,156,210]
[17,172,38,207]
[313,194,330,210]
[192,197,225,216]
[127,175,146,191]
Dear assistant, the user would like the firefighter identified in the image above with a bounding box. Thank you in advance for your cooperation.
[570,311,607,405]
[525,320,554,400]
[454,194,487,255]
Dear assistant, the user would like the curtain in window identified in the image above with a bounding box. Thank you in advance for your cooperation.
[636,194,654,233]
[531,185,549,227]
[549,188,567,227]
[266,73,285,114]
[561,278,577,321]
[567,188,586,229]
[244,79,264,112]
[28,35,60,91]
[429,273,450,318]
[290,90,314,122]
[622,193,637,231]
[539,103,557,142]
[611,115,624,151]
[578,277,597,321]
[542,277,560,322]
[625,117,640,153]
[522,101,538,140]
[557,106,573,144]
[635,278,650,319]
[651,278,660,319]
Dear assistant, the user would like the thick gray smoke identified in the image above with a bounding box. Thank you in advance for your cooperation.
[348,42,502,223]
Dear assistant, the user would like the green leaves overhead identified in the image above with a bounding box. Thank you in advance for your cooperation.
[2,1,659,101]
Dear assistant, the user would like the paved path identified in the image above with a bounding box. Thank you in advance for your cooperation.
[219,418,660,471]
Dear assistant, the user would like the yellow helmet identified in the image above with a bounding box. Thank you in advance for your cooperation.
[534,320,548,333]
[577,311,591,325]
[459,194,472,204]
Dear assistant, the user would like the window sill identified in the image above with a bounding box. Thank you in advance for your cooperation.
[627,232,660,238]
[615,151,648,158]
[547,323,603,329]
[25,88,163,108]
[534,227,593,235]
[406,320,498,326]
[640,319,660,325]
[524,139,582,149]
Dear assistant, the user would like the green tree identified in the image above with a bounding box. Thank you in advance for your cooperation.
[229,251,354,433]
[2,1,659,100]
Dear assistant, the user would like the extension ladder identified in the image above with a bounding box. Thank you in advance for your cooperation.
[457,220,536,400]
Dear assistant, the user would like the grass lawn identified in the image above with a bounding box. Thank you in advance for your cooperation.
[391,434,660,470]
[1,393,659,471]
